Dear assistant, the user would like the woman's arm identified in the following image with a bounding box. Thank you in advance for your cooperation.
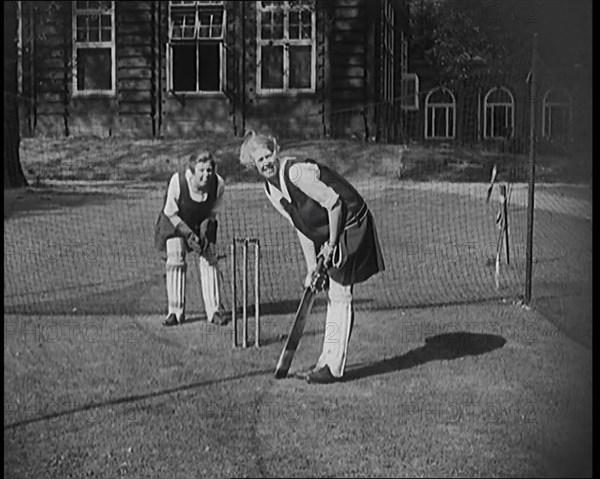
[291,162,343,267]
[164,173,184,228]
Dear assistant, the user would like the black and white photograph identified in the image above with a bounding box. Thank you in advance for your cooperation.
[4,0,592,477]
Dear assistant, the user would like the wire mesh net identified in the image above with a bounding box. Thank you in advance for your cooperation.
[4,55,592,348]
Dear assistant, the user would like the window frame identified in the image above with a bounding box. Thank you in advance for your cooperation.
[542,88,572,141]
[71,1,116,97]
[167,1,227,96]
[400,72,419,111]
[256,1,317,95]
[381,0,395,103]
[483,86,515,139]
[424,87,456,139]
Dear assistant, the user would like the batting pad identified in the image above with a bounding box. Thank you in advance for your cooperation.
[198,247,222,322]
[316,281,354,378]
[166,238,186,321]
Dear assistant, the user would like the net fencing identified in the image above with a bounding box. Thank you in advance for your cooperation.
[4,177,529,315]
[4,58,591,344]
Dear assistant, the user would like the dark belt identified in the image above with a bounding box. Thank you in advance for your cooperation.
[345,203,368,230]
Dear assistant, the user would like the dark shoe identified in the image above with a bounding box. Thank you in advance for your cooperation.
[163,313,183,327]
[306,365,339,384]
[292,364,317,380]
[211,312,229,326]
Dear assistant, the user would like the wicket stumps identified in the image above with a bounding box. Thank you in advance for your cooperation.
[231,238,260,348]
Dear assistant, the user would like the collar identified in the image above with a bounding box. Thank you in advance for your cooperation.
[265,157,291,202]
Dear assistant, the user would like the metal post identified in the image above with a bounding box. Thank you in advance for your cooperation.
[242,239,248,348]
[254,240,260,348]
[502,185,510,265]
[231,239,237,347]
[525,33,538,304]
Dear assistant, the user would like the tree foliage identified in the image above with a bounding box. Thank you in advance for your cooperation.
[408,0,591,82]
[409,0,536,80]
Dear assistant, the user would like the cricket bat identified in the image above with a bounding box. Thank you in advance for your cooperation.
[274,257,326,379]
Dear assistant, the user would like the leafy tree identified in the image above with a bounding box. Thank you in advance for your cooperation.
[409,0,591,82]
[409,0,533,80]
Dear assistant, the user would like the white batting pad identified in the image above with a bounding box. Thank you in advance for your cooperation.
[198,245,222,322]
[166,238,186,321]
[315,280,354,378]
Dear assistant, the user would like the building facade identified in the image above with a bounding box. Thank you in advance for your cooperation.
[18,0,409,141]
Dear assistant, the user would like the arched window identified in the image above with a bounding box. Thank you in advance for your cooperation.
[483,87,514,139]
[542,88,572,141]
[424,87,456,139]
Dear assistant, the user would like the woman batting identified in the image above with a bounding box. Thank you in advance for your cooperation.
[240,131,385,383]
[154,151,227,327]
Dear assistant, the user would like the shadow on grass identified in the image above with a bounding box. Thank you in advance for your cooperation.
[4,367,274,431]
[343,332,506,382]
[4,186,127,220]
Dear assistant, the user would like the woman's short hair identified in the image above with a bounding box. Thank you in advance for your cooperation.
[239,130,278,166]
[188,151,215,172]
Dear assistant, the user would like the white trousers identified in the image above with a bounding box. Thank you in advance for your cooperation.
[165,237,222,322]
[315,279,354,378]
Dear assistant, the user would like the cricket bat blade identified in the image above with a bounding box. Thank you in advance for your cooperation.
[274,258,325,379]
[274,287,317,378]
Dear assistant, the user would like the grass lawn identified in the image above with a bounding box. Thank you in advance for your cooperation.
[5,136,592,477]
[4,302,592,477]
[19,135,592,185]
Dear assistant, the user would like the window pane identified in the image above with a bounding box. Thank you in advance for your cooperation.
[289,45,311,89]
[199,10,224,38]
[261,45,283,89]
[172,44,197,91]
[77,48,112,90]
[273,10,283,39]
[301,11,312,39]
[289,10,312,39]
[492,106,503,136]
[290,1,314,11]
[198,43,220,91]
[211,23,223,38]
[550,106,570,140]
[101,28,111,41]
[402,76,417,108]
[426,107,433,138]
[89,27,100,42]
[261,12,272,39]
[90,13,101,28]
[487,87,511,104]
[260,10,283,39]
[171,13,196,39]
[492,106,511,137]
[434,106,447,137]
[289,11,300,39]
[485,107,493,137]
[544,106,551,137]
[429,88,453,104]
